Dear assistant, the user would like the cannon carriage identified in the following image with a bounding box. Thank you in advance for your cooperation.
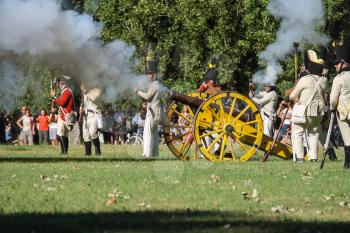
[163,91,292,162]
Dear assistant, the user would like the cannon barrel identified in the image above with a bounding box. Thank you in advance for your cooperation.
[169,91,204,108]
[169,91,249,122]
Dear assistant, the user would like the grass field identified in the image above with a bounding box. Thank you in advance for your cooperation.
[0,144,349,233]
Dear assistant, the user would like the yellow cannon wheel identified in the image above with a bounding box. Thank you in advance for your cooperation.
[193,92,264,161]
[164,92,209,160]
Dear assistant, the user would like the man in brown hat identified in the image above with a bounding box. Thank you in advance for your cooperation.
[330,43,350,169]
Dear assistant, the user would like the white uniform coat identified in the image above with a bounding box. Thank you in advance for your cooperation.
[252,90,277,137]
[81,88,101,142]
[137,80,165,157]
[330,70,350,146]
[289,74,326,160]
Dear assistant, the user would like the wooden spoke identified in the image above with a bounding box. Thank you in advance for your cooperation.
[232,120,258,128]
[219,134,228,160]
[207,105,221,122]
[206,132,224,152]
[178,141,191,154]
[234,130,258,138]
[233,105,250,121]
[234,137,249,152]
[228,97,237,121]
[198,119,215,129]
[173,109,192,123]
[188,107,195,117]
[217,98,225,117]
[228,139,237,160]
[199,129,222,139]
[167,131,191,143]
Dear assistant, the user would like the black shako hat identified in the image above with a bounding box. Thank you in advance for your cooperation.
[334,43,350,64]
[145,60,158,74]
[304,50,324,76]
[145,47,158,74]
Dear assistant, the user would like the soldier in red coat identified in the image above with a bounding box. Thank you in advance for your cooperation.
[50,75,74,154]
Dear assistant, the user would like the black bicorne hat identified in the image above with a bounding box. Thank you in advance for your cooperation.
[334,43,350,64]
[304,50,324,76]
[53,75,71,84]
[145,60,158,74]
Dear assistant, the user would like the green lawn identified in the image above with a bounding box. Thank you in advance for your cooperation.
[0,144,349,233]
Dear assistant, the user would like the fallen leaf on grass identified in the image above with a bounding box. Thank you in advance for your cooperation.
[105,196,117,206]
[123,195,131,200]
[271,205,293,214]
[301,171,313,180]
[138,202,146,207]
[46,187,57,192]
[323,194,334,201]
[244,179,252,185]
[223,224,231,229]
[33,184,39,188]
[241,192,250,200]
[108,193,119,198]
[252,189,259,199]
[11,175,16,178]
[60,175,68,180]
[316,210,323,215]
[72,166,80,170]
[210,174,220,183]
[339,201,349,208]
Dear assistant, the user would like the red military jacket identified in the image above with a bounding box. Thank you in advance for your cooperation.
[53,87,74,121]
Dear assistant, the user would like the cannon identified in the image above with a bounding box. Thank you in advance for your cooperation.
[163,91,292,161]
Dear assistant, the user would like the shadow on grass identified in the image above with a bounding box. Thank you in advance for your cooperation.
[0,157,178,163]
[0,210,349,233]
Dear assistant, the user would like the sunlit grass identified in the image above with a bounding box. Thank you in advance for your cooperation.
[0,145,349,232]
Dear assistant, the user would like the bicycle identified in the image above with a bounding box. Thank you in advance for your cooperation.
[124,127,143,145]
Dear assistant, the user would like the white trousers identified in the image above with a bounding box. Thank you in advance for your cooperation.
[262,112,274,137]
[83,114,98,142]
[57,117,69,137]
[142,113,159,157]
[292,116,322,160]
[337,116,350,146]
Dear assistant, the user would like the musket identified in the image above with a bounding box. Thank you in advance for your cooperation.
[262,103,290,162]
[320,111,335,169]
[293,42,300,83]
[50,78,57,111]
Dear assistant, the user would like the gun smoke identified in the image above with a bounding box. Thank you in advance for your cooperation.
[252,0,329,85]
[0,0,150,112]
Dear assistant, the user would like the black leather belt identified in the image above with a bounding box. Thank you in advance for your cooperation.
[87,109,95,113]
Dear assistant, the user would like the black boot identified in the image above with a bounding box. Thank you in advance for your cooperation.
[344,146,350,169]
[84,141,92,156]
[92,138,101,155]
[57,135,66,155]
[328,148,337,161]
[62,136,69,154]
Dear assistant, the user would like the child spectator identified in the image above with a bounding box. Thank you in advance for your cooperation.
[49,107,58,145]
[36,109,50,144]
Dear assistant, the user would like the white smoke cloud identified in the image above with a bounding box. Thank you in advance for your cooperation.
[0,61,26,112]
[252,0,329,85]
[0,0,150,111]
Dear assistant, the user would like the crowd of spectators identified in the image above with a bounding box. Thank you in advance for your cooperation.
[0,103,157,146]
